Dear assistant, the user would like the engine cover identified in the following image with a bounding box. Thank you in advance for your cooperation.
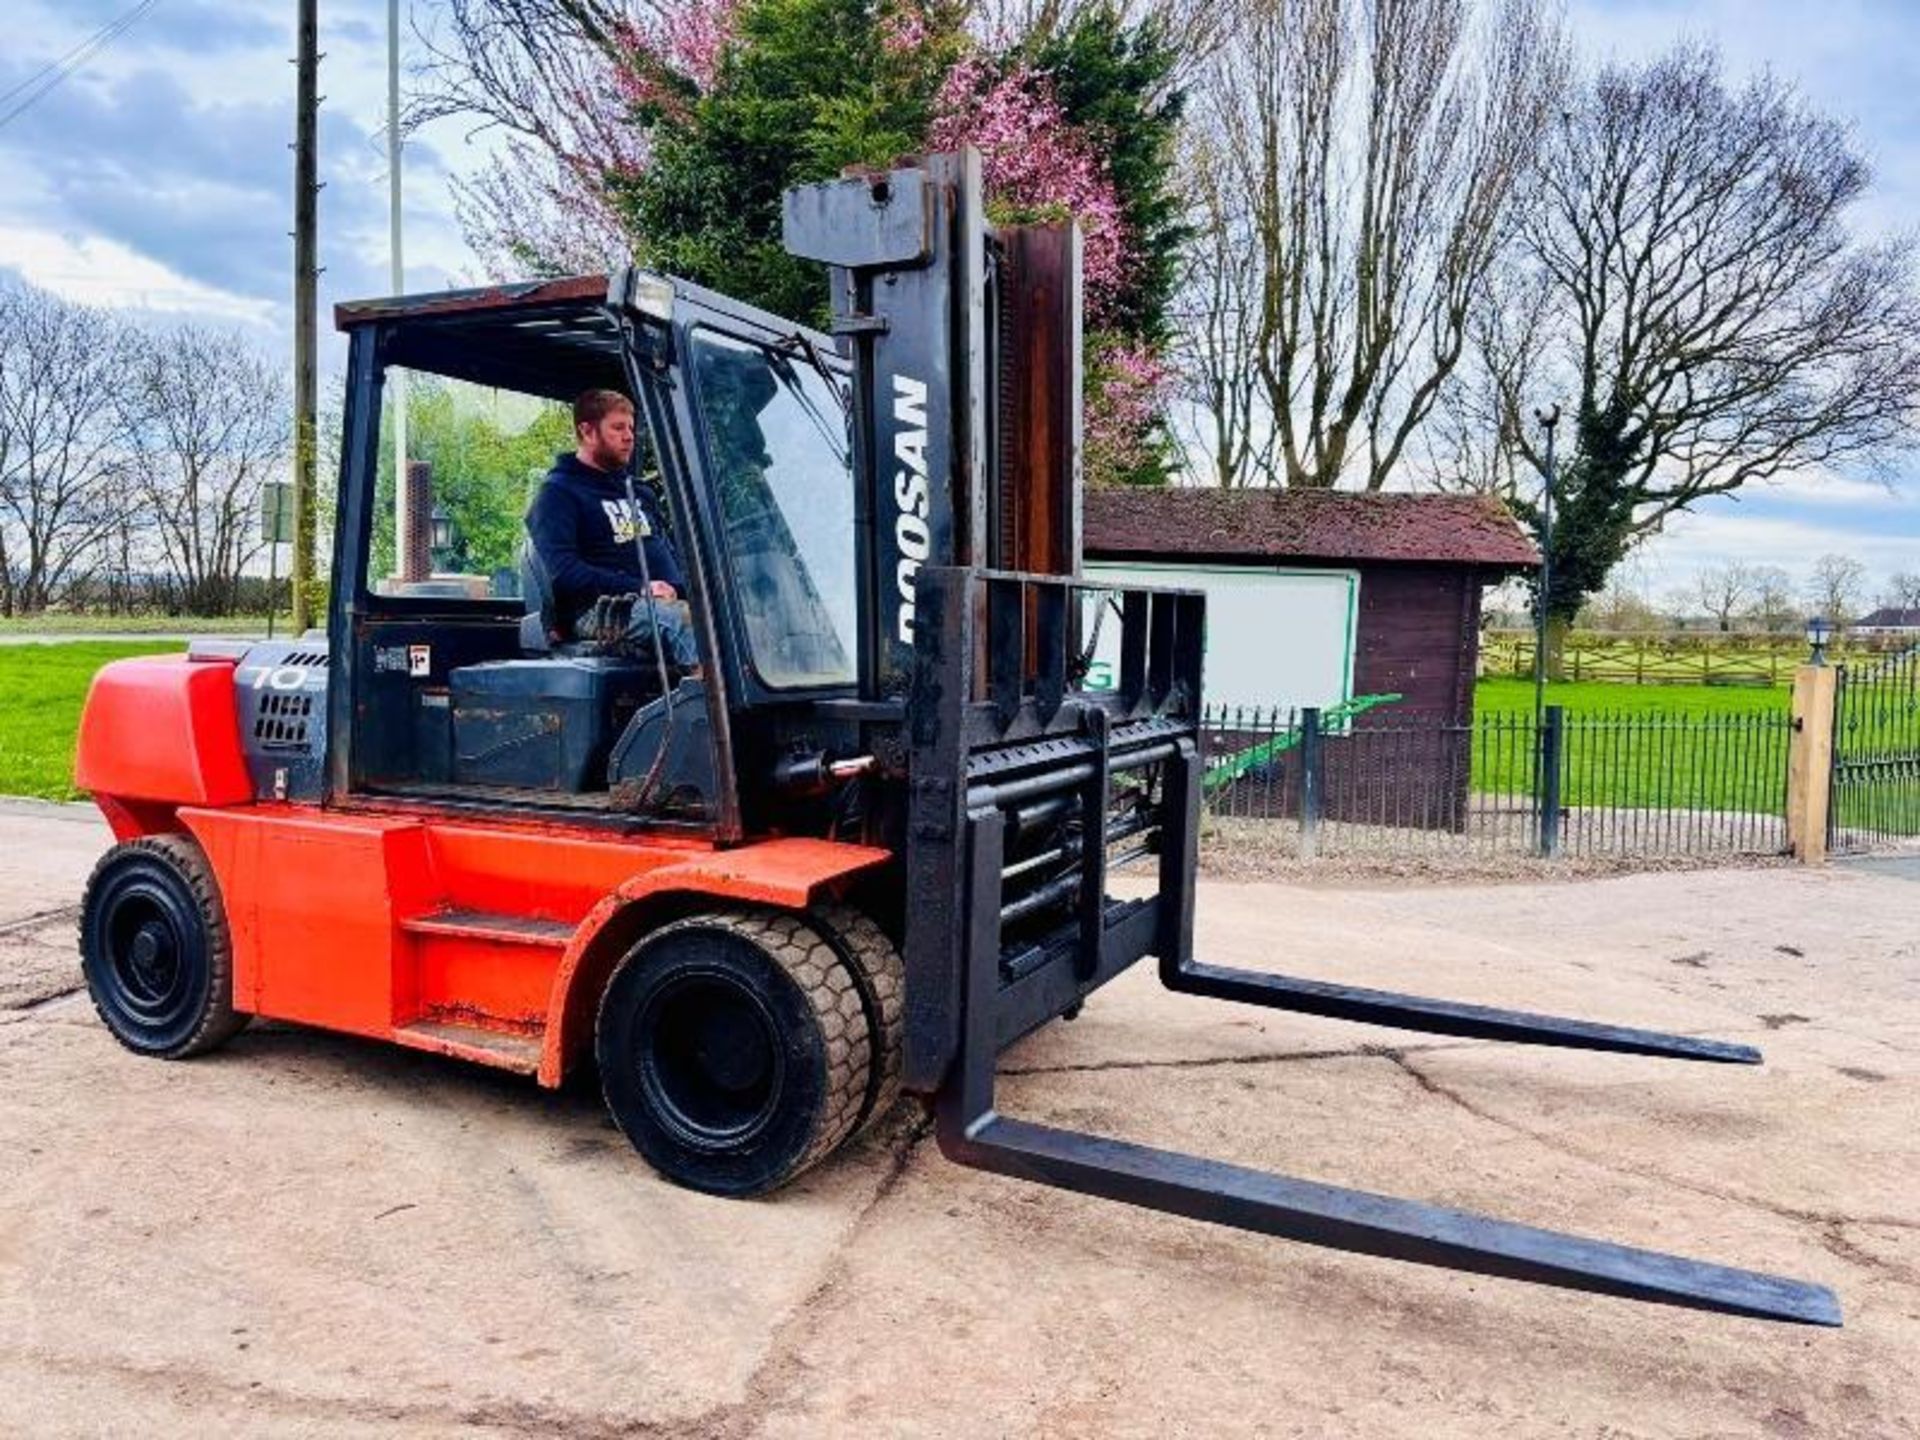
[221,636,330,802]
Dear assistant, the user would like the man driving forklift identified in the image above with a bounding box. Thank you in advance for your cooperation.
[527,388,701,669]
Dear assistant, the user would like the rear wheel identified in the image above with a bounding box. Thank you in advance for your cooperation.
[596,911,870,1196]
[809,903,905,1135]
[79,835,247,1059]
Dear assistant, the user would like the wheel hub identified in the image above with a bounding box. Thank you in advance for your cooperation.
[638,970,785,1150]
[105,892,188,1020]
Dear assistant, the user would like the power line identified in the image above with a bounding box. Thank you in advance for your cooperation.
[0,0,161,133]
[0,0,160,112]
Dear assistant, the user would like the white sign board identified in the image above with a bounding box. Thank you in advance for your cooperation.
[1084,562,1359,713]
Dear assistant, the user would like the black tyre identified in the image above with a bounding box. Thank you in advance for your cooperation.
[596,911,870,1196]
[79,835,247,1059]
[809,902,905,1135]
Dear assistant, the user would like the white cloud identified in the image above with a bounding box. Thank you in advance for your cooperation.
[1639,504,1918,592]
[0,224,274,324]
[1750,467,1908,510]
[0,0,480,325]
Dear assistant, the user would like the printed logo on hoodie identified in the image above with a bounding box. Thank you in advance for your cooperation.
[599,499,653,545]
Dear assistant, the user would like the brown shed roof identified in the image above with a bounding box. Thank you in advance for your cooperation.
[1084,488,1539,570]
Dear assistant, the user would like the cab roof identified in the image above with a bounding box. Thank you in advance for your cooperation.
[331,272,842,402]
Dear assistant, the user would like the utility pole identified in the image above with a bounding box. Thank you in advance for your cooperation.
[388,0,410,575]
[291,0,320,633]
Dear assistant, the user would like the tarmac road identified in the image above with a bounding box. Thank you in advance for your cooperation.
[1,798,1914,1437]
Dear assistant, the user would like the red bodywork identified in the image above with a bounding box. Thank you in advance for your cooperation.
[75,653,889,1084]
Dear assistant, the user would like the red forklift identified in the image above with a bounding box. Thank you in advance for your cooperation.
[73,150,1837,1324]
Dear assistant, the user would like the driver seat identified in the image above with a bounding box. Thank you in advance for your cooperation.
[518,542,583,657]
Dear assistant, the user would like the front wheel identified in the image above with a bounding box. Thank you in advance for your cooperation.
[79,835,247,1058]
[596,911,871,1196]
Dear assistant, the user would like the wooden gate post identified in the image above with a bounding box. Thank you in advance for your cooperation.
[1786,664,1838,863]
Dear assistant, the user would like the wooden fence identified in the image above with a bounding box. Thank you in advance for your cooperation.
[1481,631,1906,687]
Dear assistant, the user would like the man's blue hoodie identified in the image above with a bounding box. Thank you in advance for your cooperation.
[527,452,687,632]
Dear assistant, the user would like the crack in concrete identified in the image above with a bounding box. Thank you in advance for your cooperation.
[697,1110,936,1438]
[1381,1048,1920,1261]
[0,904,80,938]
[8,1346,682,1437]
[11,1111,941,1436]
[7,984,87,1016]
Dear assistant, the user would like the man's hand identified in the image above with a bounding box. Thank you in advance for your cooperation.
[647,580,678,601]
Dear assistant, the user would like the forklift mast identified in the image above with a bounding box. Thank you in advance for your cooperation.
[784,149,1081,695]
[784,151,1838,1327]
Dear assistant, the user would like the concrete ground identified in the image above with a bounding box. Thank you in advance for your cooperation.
[1,799,1914,1438]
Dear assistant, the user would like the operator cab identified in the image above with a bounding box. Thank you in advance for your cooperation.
[327,272,858,836]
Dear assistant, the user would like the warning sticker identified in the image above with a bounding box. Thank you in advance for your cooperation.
[409,645,432,677]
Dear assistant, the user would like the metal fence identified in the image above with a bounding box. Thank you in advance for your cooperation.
[1829,647,1920,855]
[1202,703,1792,862]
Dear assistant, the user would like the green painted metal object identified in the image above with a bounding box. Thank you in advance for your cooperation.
[1202,693,1403,793]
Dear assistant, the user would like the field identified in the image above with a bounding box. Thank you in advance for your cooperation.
[0,614,269,635]
[1467,679,1790,813]
[1471,675,1912,834]
[1473,676,1788,716]
[0,642,183,801]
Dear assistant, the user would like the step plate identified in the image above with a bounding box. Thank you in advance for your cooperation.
[392,1020,542,1074]
[401,909,575,947]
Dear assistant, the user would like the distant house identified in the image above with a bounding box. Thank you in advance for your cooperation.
[1083,488,1539,831]
[1854,607,1920,637]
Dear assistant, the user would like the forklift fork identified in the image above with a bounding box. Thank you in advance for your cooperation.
[908,567,1840,1328]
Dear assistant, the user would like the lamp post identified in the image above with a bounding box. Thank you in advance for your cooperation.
[1806,615,1834,668]
[429,505,454,573]
[1532,405,1560,722]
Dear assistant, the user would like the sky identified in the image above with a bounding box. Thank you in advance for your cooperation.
[0,0,1914,609]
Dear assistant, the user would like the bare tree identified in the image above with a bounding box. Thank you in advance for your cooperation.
[1195,0,1564,491]
[1477,45,1920,628]
[1658,588,1699,630]
[1879,569,1920,612]
[1693,562,1756,633]
[412,0,652,276]
[0,282,132,614]
[1577,579,1661,632]
[1745,564,1799,633]
[1806,553,1868,627]
[1169,125,1273,486]
[970,0,1231,71]
[119,326,291,616]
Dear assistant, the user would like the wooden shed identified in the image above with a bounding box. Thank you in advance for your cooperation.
[1084,488,1539,828]
[1085,488,1537,715]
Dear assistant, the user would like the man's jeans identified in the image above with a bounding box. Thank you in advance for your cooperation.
[576,594,701,669]
[623,597,701,669]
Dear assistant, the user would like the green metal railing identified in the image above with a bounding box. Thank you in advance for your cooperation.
[1202,701,1792,861]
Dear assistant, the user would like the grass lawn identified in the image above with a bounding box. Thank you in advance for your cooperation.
[1474,676,1789,716]
[1468,677,1793,813]
[0,614,271,636]
[0,642,185,802]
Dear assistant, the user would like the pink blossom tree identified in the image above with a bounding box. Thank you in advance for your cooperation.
[425,0,1174,482]
[928,57,1132,327]
[421,0,741,275]
[928,51,1170,483]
